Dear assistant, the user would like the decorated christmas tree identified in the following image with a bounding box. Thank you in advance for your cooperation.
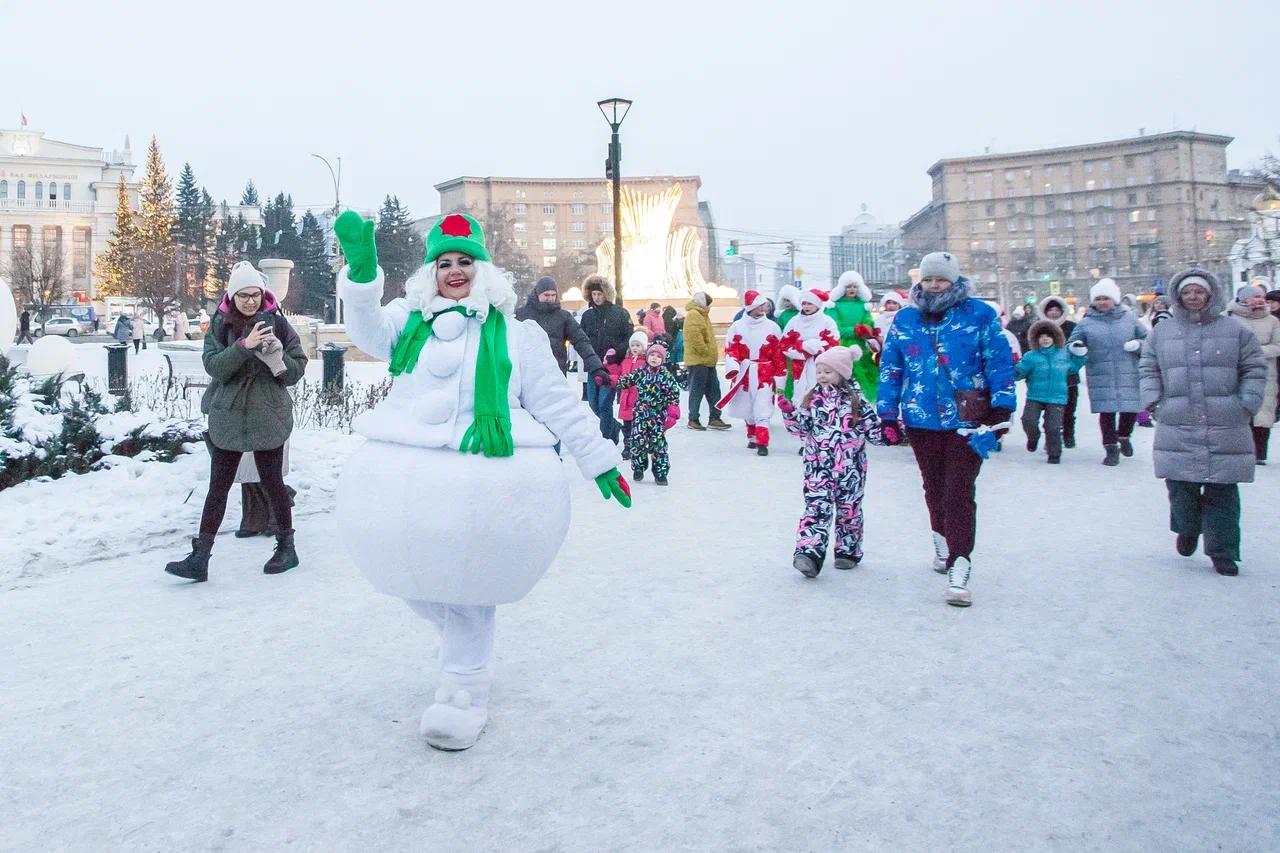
[92,176,138,298]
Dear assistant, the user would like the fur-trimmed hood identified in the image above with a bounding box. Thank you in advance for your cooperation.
[582,274,617,304]
[1038,295,1072,326]
[832,270,873,303]
[404,260,518,320]
[1027,319,1065,349]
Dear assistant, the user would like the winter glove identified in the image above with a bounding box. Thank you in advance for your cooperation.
[1123,339,1142,353]
[881,423,902,446]
[595,467,632,509]
[663,404,680,431]
[1067,341,1088,356]
[591,367,612,387]
[774,394,795,414]
[254,345,288,377]
[982,406,1013,428]
[334,210,378,284]
[854,323,875,340]
[801,338,825,356]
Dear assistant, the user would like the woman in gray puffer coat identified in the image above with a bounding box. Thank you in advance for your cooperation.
[1067,278,1147,465]
[1139,268,1266,576]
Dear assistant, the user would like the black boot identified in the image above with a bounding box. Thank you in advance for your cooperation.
[757,445,769,456]
[1211,556,1239,576]
[165,537,212,582]
[1118,436,1134,457]
[1103,444,1120,466]
[1176,533,1198,556]
[263,530,299,575]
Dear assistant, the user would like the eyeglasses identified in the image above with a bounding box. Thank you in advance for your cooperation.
[234,291,263,301]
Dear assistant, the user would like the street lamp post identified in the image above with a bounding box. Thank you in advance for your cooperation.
[597,97,631,301]
[312,154,343,322]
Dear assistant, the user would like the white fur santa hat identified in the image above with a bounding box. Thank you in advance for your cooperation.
[879,290,908,310]
[831,270,873,303]
[743,289,770,312]
[775,284,803,311]
[797,288,831,310]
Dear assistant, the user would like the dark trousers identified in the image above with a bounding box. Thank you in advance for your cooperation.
[1063,383,1079,443]
[1099,411,1137,445]
[1251,425,1269,461]
[200,445,292,541]
[907,428,984,565]
[1021,400,1065,458]
[586,379,618,442]
[17,329,35,344]
[132,338,147,353]
[687,365,722,422]
[1167,480,1240,561]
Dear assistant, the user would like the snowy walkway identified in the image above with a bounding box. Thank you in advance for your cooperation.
[3,416,1279,851]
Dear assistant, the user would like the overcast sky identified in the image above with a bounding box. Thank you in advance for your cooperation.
[5,0,1277,279]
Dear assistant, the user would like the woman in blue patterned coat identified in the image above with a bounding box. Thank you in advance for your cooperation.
[877,252,1016,607]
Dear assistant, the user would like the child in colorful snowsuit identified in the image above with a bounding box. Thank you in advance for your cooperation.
[1015,320,1086,463]
[778,346,899,577]
[616,342,682,485]
[614,330,649,460]
[720,290,786,456]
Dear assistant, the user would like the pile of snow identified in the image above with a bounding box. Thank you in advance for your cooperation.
[0,429,361,587]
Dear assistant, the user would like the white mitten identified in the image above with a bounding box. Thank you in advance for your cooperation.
[802,338,824,355]
[1123,339,1141,353]
[1068,341,1088,356]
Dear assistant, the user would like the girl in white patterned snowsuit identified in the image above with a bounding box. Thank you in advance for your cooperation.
[778,346,900,577]
[719,289,786,456]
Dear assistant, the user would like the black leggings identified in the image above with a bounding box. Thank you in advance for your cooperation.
[199,445,292,541]
[1099,412,1137,445]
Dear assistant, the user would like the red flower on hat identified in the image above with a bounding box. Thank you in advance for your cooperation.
[439,214,472,237]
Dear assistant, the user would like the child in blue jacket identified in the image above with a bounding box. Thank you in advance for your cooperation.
[1016,320,1086,463]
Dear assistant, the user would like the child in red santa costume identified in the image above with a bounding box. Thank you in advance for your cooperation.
[719,290,786,456]
[782,288,842,404]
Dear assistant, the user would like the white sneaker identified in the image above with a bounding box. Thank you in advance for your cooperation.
[931,532,948,574]
[946,557,972,607]
[420,675,490,751]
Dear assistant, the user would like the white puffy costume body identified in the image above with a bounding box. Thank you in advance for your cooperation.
[337,253,619,750]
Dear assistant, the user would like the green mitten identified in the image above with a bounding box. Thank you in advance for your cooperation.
[334,210,378,283]
[594,467,632,509]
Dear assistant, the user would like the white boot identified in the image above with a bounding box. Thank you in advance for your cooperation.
[931,531,948,574]
[946,557,972,607]
[419,673,491,751]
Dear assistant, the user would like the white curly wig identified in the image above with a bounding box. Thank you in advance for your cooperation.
[404,259,519,320]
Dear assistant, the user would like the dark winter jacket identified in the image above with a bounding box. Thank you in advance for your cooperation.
[113,315,131,343]
[1067,304,1147,413]
[202,292,307,452]
[579,278,634,364]
[1015,321,1085,405]
[515,296,602,375]
[1140,269,1266,485]
[1005,310,1035,353]
[615,364,681,423]
[19,310,30,332]
[877,277,1017,431]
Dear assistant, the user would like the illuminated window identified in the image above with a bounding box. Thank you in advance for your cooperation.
[542,238,557,251]
[513,222,527,232]
[543,256,556,267]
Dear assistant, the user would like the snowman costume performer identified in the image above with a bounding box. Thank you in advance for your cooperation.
[334,211,631,751]
[718,290,786,455]
[782,288,842,403]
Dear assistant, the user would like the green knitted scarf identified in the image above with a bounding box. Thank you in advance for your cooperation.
[388,306,513,458]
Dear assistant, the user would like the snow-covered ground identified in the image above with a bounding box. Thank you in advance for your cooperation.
[2,388,1279,851]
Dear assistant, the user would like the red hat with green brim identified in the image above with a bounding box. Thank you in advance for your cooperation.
[425,213,491,263]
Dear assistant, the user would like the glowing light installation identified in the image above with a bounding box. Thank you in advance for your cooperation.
[593,184,731,301]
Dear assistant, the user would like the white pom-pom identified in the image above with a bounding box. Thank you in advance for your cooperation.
[849,345,863,362]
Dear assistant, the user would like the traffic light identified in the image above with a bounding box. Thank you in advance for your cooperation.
[726,239,739,257]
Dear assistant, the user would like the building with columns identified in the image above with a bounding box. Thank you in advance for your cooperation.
[0,128,137,301]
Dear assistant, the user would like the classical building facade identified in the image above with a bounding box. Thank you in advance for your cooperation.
[828,205,904,289]
[899,131,1267,302]
[431,175,713,298]
[0,128,137,300]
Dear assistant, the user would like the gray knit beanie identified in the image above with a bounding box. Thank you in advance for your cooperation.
[919,251,960,283]
[1235,284,1265,303]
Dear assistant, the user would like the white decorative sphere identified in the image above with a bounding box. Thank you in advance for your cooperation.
[0,278,16,352]
[27,334,76,378]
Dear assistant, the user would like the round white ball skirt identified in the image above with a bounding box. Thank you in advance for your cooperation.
[337,440,570,605]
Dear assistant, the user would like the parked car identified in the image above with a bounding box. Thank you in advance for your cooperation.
[38,316,94,338]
